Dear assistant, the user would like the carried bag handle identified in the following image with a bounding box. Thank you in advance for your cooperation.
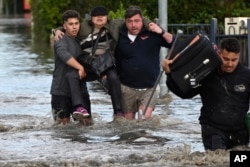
[91,27,105,56]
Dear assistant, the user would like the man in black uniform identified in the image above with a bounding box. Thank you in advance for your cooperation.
[162,38,250,150]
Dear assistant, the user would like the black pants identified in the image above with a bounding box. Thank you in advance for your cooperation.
[66,66,122,114]
[66,69,91,116]
[201,124,249,150]
[104,67,123,114]
[51,95,73,120]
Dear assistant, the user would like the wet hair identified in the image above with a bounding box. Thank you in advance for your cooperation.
[62,10,80,23]
[220,38,240,54]
[124,5,142,19]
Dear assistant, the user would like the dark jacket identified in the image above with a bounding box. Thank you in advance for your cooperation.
[167,64,250,132]
[115,25,172,89]
[50,35,82,96]
[77,19,125,53]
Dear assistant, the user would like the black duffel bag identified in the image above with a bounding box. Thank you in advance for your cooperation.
[168,31,222,93]
[77,27,116,82]
[77,50,115,82]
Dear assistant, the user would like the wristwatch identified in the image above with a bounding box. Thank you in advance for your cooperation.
[161,28,165,36]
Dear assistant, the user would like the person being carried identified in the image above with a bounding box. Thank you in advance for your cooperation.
[53,6,153,120]
[163,37,250,150]
[50,9,91,124]
[115,5,173,120]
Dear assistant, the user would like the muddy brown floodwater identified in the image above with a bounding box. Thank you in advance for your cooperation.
[0,16,249,167]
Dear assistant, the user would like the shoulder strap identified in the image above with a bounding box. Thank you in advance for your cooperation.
[92,28,105,55]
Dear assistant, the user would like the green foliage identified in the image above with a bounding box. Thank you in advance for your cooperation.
[168,0,250,24]
[108,2,149,19]
[29,0,250,43]
[230,1,250,16]
[29,0,71,43]
[109,3,125,19]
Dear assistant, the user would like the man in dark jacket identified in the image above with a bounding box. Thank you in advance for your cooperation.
[162,38,250,150]
[53,6,152,120]
[115,5,173,120]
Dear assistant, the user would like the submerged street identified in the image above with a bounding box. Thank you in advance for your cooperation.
[0,16,247,167]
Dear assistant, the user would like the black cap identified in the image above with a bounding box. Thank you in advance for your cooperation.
[90,6,108,17]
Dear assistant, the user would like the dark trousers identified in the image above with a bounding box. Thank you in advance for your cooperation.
[104,67,123,114]
[201,124,249,150]
[66,69,91,116]
[66,67,122,115]
[51,95,73,120]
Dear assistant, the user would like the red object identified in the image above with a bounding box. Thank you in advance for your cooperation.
[23,0,30,11]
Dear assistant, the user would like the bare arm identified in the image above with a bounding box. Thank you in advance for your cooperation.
[161,59,174,74]
[148,22,173,43]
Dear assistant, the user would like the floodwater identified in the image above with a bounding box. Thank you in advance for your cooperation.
[0,16,247,167]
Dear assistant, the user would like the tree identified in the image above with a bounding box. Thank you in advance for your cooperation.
[29,0,250,44]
